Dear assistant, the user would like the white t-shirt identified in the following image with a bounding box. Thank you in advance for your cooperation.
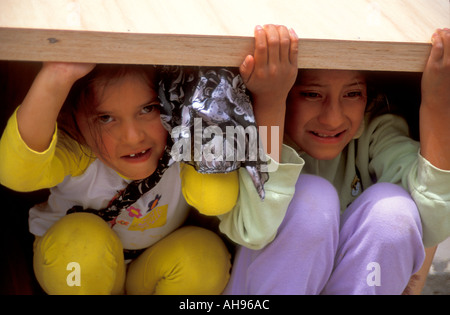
[29,160,190,250]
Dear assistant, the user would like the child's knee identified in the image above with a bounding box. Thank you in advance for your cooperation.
[127,226,231,294]
[274,175,340,252]
[42,212,115,240]
[362,183,419,220]
[34,213,125,294]
[361,182,412,204]
[172,226,231,293]
[294,174,339,207]
[289,174,340,229]
[36,213,123,260]
[350,183,422,240]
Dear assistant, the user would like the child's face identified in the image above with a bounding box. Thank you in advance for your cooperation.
[286,70,367,160]
[76,73,168,180]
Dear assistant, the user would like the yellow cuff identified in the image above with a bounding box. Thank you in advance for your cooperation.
[180,163,239,216]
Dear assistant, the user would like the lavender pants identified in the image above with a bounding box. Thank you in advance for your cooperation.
[224,175,425,295]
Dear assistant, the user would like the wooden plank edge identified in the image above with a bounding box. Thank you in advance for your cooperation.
[0,27,431,72]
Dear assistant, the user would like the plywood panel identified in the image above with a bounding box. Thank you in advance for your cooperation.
[0,0,449,71]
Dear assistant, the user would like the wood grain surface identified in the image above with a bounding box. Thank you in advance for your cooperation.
[0,0,449,71]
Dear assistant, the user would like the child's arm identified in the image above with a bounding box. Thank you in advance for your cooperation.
[0,62,95,191]
[216,26,304,249]
[17,62,95,152]
[239,25,298,162]
[410,29,450,276]
[419,29,450,170]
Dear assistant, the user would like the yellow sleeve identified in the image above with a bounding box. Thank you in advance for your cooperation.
[0,108,94,192]
[180,163,239,216]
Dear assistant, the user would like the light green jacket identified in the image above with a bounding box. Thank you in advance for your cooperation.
[286,113,450,247]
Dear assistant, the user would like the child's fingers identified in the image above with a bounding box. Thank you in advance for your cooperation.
[289,28,299,67]
[427,29,450,72]
[430,30,444,63]
[277,25,292,63]
[253,25,268,69]
[239,55,255,84]
[441,29,450,67]
[422,29,450,106]
[264,24,280,66]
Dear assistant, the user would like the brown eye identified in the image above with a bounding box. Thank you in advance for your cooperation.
[301,92,317,97]
[97,114,113,124]
[142,105,156,114]
[141,103,161,117]
[345,91,363,98]
[300,92,322,101]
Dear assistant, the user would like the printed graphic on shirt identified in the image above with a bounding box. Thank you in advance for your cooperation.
[127,206,142,218]
[116,219,130,226]
[113,192,169,231]
[147,194,161,213]
[128,205,168,231]
[351,175,362,197]
[121,194,167,232]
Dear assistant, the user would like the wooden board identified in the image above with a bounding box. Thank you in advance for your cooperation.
[0,0,449,71]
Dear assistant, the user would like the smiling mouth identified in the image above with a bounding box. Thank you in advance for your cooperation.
[311,131,345,138]
[123,149,150,159]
